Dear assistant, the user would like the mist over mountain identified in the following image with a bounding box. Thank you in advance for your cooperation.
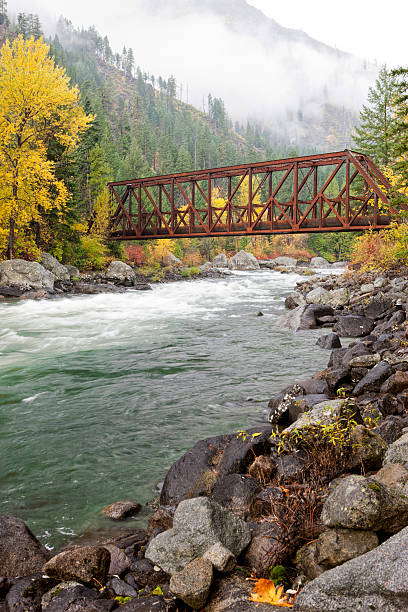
[108,0,375,148]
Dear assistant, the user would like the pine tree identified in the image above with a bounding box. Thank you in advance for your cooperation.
[353,66,397,165]
[391,67,408,195]
[0,0,8,26]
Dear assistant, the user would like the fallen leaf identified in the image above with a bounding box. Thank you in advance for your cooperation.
[249,579,293,607]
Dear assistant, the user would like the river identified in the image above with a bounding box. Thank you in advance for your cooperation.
[0,269,331,549]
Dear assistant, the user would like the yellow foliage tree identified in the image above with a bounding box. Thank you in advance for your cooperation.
[0,36,93,258]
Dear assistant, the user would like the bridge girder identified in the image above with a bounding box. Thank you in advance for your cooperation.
[93,150,395,241]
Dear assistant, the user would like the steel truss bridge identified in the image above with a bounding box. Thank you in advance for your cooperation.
[98,150,394,241]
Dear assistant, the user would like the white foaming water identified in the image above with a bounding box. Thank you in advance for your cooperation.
[0,270,301,367]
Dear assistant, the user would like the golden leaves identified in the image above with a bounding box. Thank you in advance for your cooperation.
[249,579,294,607]
[0,35,93,245]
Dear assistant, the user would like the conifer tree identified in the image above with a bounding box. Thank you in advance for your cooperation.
[353,66,397,165]
[391,67,408,193]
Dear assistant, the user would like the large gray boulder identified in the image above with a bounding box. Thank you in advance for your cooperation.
[212,253,228,267]
[228,251,259,271]
[282,399,355,435]
[145,497,251,576]
[160,427,272,506]
[269,256,297,267]
[353,361,392,395]
[328,288,349,308]
[334,314,374,337]
[310,256,331,268]
[383,432,408,467]
[306,287,331,305]
[0,259,55,291]
[41,252,70,282]
[105,260,135,284]
[0,514,50,577]
[321,474,408,533]
[293,525,408,612]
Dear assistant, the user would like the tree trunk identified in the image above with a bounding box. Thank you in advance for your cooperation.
[7,218,15,260]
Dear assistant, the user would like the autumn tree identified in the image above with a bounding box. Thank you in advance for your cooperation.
[353,66,397,165]
[0,36,93,258]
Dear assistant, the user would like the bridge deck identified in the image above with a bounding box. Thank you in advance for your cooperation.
[98,150,393,240]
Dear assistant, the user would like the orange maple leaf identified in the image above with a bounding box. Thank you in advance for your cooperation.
[249,579,293,607]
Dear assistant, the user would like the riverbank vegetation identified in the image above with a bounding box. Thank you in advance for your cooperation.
[0,6,407,272]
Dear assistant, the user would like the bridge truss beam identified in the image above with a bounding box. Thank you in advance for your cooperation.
[101,150,393,241]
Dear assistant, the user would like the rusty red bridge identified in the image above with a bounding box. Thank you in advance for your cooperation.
[101,150,393,241]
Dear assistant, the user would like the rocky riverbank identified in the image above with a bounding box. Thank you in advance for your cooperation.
[0,250,266,301]
[3,262,408,611]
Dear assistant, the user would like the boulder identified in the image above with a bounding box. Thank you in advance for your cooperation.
[277,453,306,481]
[293,525,408,612]
[212,254,228,267]
[270,256,297,267]
[162,252,181,266]
[348,425,388,470]
[43,546,110,584]
[249,486,284,517]
[0,514,50,578]
[321,474,408,533]
[248,455,276,482]
[288,394,330,422]
[105,261,135,284]
[305,287,330,305]
[228,251,260,271]
[128,558,167,590]
[42,582,113,611]
[296,528,378,580]
[200,262,213,272]
[285,291,306,310]
[348,353,380,368]
[107,576,138,598]
[170,557,213,609]
[374,416,404,444]
[334,315,374,337]
[145,497,251,576]
[268,384,304,424]
[40,253,70,282]
[360,282,375,293]
[210,474,261,519]
[363,295,393,319]
[101,500,141,520]
[160,427,272,506]
[298,378,330,396]
[6,576,57,611]
[353,361,392,395]
[315,528,378,569]
[103,544,131,576]
[375,463,408,491]
[202,542,236,573]
[278,305,316,331]
[65,264,80,280]
[381,370,408,394]
[328,288,349,308]
[243,521,280,575]
[282,399,359,436]
[383,432,408,467]
[310,256,331,268]
[120,596,177,611]
[0,259,55,291]
[295,541,325,580]
[316,333,341,349]
[204,575,273,612]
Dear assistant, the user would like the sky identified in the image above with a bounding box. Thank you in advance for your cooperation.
[248,0,407,67]
[9,0,406,125]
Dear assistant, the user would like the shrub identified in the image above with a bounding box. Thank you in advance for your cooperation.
[75,236,109,270]
[351,222,408,270]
